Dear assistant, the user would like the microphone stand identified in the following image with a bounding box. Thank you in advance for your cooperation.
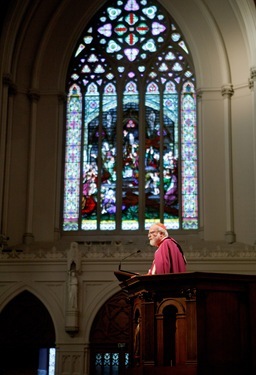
[119,249,141,270]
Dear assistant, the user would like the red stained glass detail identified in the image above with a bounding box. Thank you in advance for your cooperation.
[137,25,149,33]
[115,26,127,33]
[129,34,134,44]
[128,13,135,25]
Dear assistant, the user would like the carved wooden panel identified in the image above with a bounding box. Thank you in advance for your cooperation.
[90,290,131,375]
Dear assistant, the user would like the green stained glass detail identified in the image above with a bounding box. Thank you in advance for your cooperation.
[84,36,93,44]
[94,64,105,73]
[125,33,139,45]
[185,70,192,77]
[88,54,98,62]
[82,65,91,73]
[107,40,122,53]
[159,62,168,71]
[165,51,175,60]
[115,24,127,36]
[136,23,149,35]
[171,33,180,42]
[142,39,156,52]
[142,6,157,19]
[149,71,157,78]
[138,66,146,72]
[172,62,183,71]
[106,72,114,79]
[125,13,139,25]
[107,7,122,20]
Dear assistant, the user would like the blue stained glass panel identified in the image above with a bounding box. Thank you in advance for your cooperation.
[100,92,117,230]
[162,91,179,230]
[181,82,198,229]
[63,85,82,231]
[122,82,139,230]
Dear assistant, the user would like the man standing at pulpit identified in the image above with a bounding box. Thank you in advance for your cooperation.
[147,223,187,275]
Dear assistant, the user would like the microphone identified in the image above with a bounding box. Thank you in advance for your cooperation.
[119,250,141,270]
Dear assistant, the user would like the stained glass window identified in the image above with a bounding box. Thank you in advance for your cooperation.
[94,352,129,375]
[63,0,198,233]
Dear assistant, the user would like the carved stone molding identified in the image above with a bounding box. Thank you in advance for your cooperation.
[250,66,256,80]
[27,88,40,102]
[2,73,12,86]
[249,67,256,89]
[195,89,203,100]
[1,239,256,262]
[221,84,234,98]
[2,73,17,95]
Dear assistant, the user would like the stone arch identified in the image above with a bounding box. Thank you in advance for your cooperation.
[2,0,252,90]
[0,289,56,375]
[0,281,64,341]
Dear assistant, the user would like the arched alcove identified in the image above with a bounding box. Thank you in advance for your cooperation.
[0,290,56,375]
[163,304,177,366]
[156,298,187,366]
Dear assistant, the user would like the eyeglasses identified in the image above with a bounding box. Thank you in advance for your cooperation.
[148,230,159,235]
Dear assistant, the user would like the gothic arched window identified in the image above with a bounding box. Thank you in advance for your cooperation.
[63,0,198,233]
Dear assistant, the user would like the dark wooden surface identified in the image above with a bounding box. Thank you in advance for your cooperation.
[119,272,256,375]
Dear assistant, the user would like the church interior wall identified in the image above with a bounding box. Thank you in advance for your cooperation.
[1,1,256,373]
[2,0,255,245]
[232,87,255,245]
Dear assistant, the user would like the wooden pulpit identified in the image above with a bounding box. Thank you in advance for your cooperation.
[115,271,256,375]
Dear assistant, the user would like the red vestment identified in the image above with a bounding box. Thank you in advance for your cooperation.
[148,237,186,274]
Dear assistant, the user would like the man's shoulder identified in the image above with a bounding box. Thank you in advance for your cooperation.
[162,236,176,244]
[162,237,182,250]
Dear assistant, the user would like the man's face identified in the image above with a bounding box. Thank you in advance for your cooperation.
[148,226,162,247]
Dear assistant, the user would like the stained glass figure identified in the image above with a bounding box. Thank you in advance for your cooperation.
[64,0,198,232]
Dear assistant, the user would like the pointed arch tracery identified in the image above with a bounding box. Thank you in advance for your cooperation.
[63,0,198,234]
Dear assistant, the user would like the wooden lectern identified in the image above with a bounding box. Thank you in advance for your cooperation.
[116,272,256,375]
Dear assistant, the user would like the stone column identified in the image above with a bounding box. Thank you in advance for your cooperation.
[221,84,236,244]
[196,89,204,239]
[23,88,40,245]
[54,92,66,240]
[0,74,17,235]
[249,67,256,248]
